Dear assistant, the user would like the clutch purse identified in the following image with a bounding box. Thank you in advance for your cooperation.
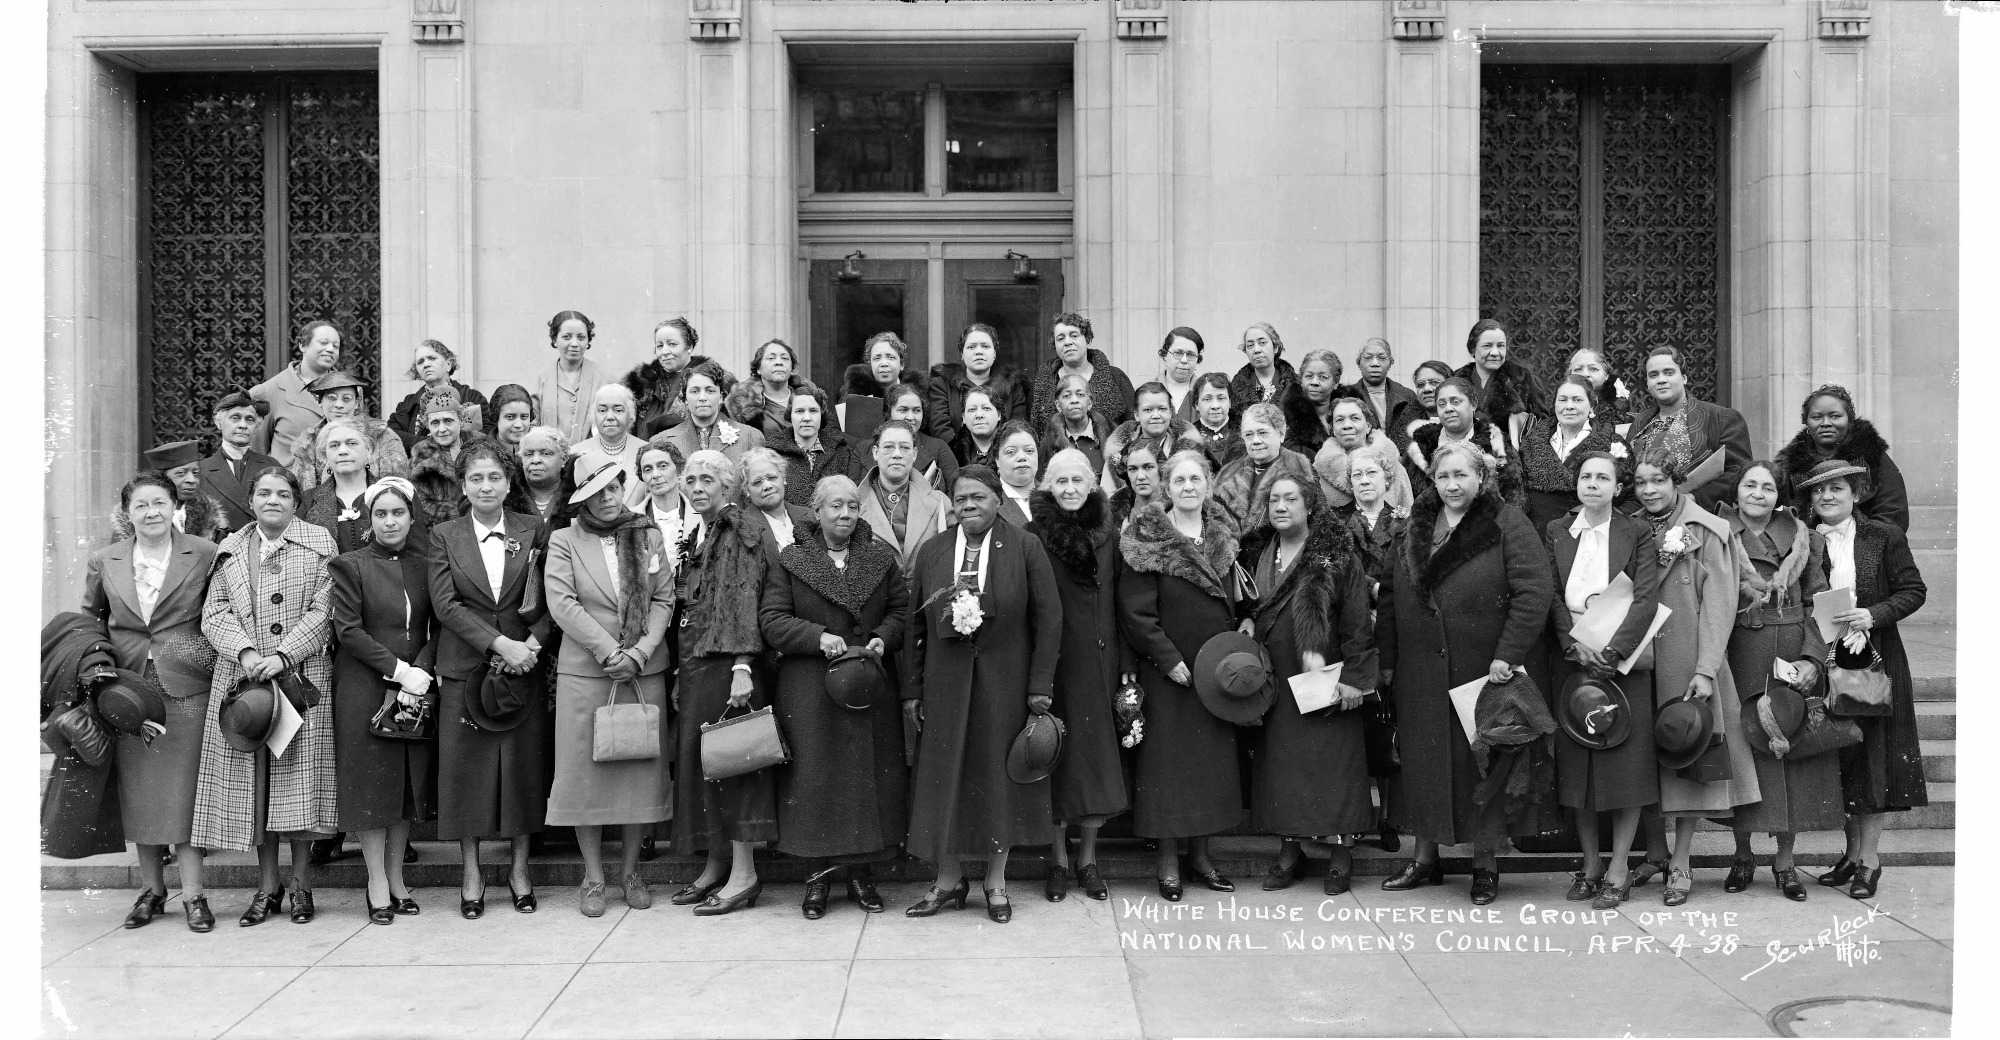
[368,684,434,742]
[1825,638,1892,718]
[274,665,322,711]
[593,679,662,763]
[701,703,790,781]
[1785,695,1864,760]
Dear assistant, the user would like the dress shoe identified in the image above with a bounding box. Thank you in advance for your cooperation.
[403,844,418,864]
[1380,859,1444,891]
[1323,867,1352,896]
[1723,857,1755,893]
[905,878,971,917]
[1190,865,1234,893]
[1077,863,1108,901]
[184,896,214,933]
[1774,867,1808,902]
[460,884,486,920]
[670,878,724,906]
[509,880,538,914]
[846,876,885,913]
[1375,822,1402,853]
[1156,874,1183,902]
[366,897,395,926]
[693,882,763,916]
[1847,864,1882,901]
[984,888,1013,924]
[1262,851,1304,891]
[1045,863,1071,902]
[1629,857,1670,887]
[288,886,316,924]
[1469,868,1500,905]
[1564,872,1600,902]
[622,873,652,910]
[1818,856,1857,887]
[392,896,420,916]
[1592,874,1634,910]
[579,881,608,918]
[1663,867,1692,907]
[308,835,346,866]
[239,890,282,927]
[123,889,166,929]
[637,834,658,862]
[801,877,831,920]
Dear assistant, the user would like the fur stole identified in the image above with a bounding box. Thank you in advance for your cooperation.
[1229,358,1298,416]
[622,354,711,417]
[1411,418,1524,505]
[1119,500,1239,601]
[1404,489,1506,601]
[1777,418,1890,491]
[113,493,229,544]
[683,503,770,658]
[841,363,926,402]
[1276,509,1363,663]
[1028,488,1109,581]
[1238,505,1355,601]
[574,510,661,646]
[1453,359,1549,422]
[780,517,898,620]
[1724,506,1814,609]
[725,375,817,429]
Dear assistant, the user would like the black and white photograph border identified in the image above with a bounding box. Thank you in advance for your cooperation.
[14,0,1987,1037]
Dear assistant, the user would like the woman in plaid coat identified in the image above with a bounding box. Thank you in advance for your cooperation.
[190,466,339,927]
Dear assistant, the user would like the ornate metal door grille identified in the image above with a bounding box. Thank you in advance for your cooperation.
[139,73,380,452]
[1479,65,1727,403]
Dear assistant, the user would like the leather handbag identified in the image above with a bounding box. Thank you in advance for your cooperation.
[700,703,791,781]
[274,665,322,712]
[1825,639,1893,718]
[48,703,114,767]
[1784,695,1864,760]
[1364,700,1401,775]
[368,684,434,743]
[592,679,661,763]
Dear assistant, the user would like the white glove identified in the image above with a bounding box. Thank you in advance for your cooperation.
[392,662,433,695]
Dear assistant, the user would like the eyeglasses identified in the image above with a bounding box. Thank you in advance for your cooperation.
[1164,350,1200,362]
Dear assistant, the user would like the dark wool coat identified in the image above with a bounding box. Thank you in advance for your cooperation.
[1038,411,1115,480]
[1626,397,1754,512]
[1117,501,1246,838]
[1376,492,1557,843]
[1340,506,1407,591]
[759,519,910,859]
[950,428,1000,471]
[1776,419,1910,533]
[1518,417,1630,533]
[389,379,489,453]
[839,362,928,403]
[902,521,1062,861]
[302,478,376,556]
[1833,515,1928,813]
[1385,398,1435,457]
[1190,418,1244,473]
[197,447,283,534]
[1452,359,1551,444]
[1027,490,1131,822]
[1032,348,1136,434]
[1239,510,1382,837]
[1228,357,1298,426]
[622,354,712,438]
[770,429,867,507]
[924,362,1032,443]
[112,490,231,545]
[1544,508,1663,810]
[1347,377,1422,432]
[330,539,437,831]
[1276,380,1364,459]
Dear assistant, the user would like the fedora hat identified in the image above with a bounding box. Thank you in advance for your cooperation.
[94,669,167,737]
[824,648,887,711]
[220,679,281,753]
[1795,459,1870,493]
[459,657,536,733]
[1653,694,1718,773]
[1006,712,1066,784]
[1557,672,1631,752]
[1192,631,1274,726]
[1744,678,1808,758]
[306,370,370,398]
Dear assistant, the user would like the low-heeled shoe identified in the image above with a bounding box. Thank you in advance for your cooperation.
[123,890,166,929]
[847,877,885,913]
[1380,860,1444,891]
[1469,868,1500,905]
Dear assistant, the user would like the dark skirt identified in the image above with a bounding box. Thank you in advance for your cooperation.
[1553,661,1660,811]
[1051,676,1128,823]
[1838,625,1928,814]
[1725,619,1844,832]
[773,660,906,860]
[1250,693,1374,838]
[334,679,435,832]
[116,675,206,846]
[1131,674,1242,839]
[670,655,779,853]
[435,675,549,840]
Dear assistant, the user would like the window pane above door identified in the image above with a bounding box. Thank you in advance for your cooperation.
[811,88,925,193]
[945,89,1059,193]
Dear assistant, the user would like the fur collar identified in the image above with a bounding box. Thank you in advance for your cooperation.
[779,518,898,619]
[409,432,491,485]
[1029,489,1109,581]
[1230,357,1298,407]
[1777,418,1890,476]
[1276,381,1334,456]
[1724,505,1815,606]
[622,355,710,409]
[1453,359,1548,420]
[1118,500,1239,600]
[1239,506,1354,598]
[1404,490,1505,600]
[841,363,925,401]
[724,375,814,427]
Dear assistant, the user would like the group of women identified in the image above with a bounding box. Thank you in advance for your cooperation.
[80,310,1928,935]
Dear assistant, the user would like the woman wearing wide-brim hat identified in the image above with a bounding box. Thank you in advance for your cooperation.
[1118,450,1247,901]
[1797,458,1927,900]
[1720,460,1844,902]
[759,474,910,919]
[1545,451,1663,909]
[84,472,221,932]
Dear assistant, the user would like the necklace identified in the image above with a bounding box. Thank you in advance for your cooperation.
[1275,536,1305,571]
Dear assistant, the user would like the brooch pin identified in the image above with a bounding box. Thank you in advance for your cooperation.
[504,537,522,556]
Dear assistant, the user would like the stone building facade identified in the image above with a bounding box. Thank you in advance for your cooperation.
[43,0,1957,616]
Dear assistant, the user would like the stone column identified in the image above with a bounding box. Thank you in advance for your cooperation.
[1383,0,1478,375]
[384,0,474,402]
[1107,0,1173,365]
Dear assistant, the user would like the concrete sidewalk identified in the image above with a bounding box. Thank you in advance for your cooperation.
[41,865,1952,1038]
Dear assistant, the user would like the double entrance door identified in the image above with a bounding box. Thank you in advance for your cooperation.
[806,255,1067,390]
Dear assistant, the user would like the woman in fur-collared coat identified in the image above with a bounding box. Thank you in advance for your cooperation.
[1775,385,1910,533]
[1118,452,1246,898]
[1240,477,1380,895]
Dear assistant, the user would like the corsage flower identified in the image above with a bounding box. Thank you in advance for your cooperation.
[948,588,984,636]
[504,536,523,556]
[1608,441,1628,460]
[716,422,740,447]
[1657,524,1694,566]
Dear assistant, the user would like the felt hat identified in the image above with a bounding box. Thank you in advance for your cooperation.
[459,656,536,733]
[93,668,167,736]
[1192,631,1275,726]
[1653,693,1718,773]
[219,679,281,753]
[1795,459,1870,493]
[1557,672,1631,752]
[1744,677,1809,758]
[824,648,887,711]
[1006,712,1066,784]
[143,440,201,472]
[213,389,268,417]
[569,458,628,505]
[306,370,369,398]
[421,386,464,417]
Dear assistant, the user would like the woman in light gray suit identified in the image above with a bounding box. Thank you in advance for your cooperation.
[543,458,676,918]
[856,420,954,568]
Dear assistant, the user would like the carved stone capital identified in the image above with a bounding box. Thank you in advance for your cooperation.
[1116,0,1167,41]
[412,0,464,44]
[1391,0,1446,41]
[690,0,744,42]
[1818,0,1870,39]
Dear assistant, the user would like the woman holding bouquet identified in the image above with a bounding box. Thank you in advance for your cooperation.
[902,466,1063,924]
